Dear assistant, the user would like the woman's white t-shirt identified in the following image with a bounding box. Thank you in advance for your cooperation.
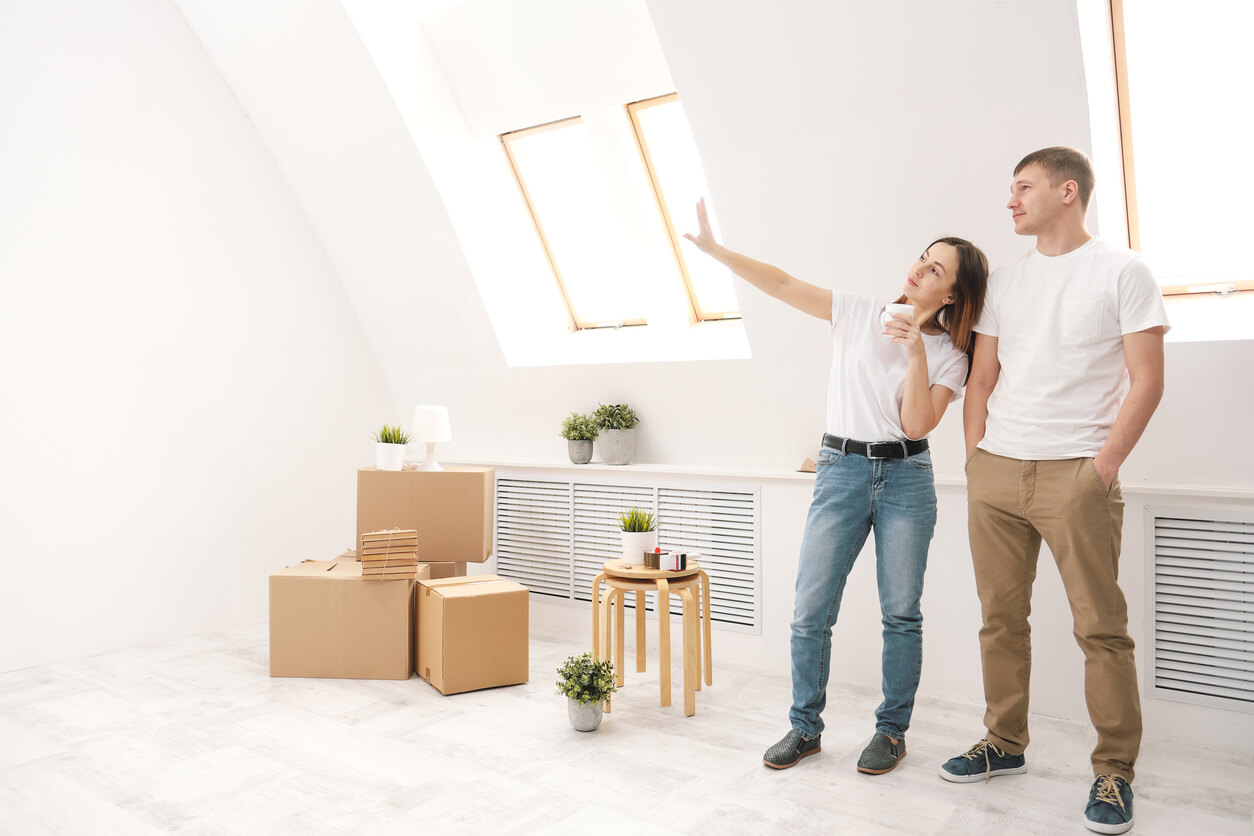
[824,290,969,442]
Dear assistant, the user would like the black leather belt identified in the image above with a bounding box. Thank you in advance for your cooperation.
[822,433,928,459]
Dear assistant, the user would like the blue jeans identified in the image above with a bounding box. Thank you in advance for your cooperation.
[788,443,937,740]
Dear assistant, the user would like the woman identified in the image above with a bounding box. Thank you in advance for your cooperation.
[685,199,987,775]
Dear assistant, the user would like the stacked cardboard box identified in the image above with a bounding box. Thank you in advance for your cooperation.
[268,463,529,691]
[356,467,493,563]
[415,576,529,695]
[360,528,420,580]
[269,558,431,680]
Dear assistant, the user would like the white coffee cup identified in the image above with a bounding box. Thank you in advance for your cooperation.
[881,303,915,335]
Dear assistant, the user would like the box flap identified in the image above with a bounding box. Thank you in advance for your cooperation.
[431,581,525,600]
[417,575,507,591]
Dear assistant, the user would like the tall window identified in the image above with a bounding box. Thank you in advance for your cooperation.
[501,94,738,330]
[1111,0,1253,296]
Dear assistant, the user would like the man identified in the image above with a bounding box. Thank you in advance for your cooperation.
[939,147,1168,835]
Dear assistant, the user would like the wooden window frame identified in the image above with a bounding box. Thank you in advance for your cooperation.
[626,93,740,324]
[500,116,648,332]
[1108,0,1254,298]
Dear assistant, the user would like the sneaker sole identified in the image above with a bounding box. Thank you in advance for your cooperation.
[762,745,821,770]
[857,751,905,775]
[937,764,1028,783]
[1083,816,1133,835]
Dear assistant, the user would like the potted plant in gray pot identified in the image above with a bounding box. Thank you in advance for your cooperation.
[556,652,617,731]
[559,411,598,464]
[593,403,639,465]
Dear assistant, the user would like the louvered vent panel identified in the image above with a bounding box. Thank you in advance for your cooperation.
[1149,510,1254,710]
[494,475,760,630]
[495,479,572,598]
[658,487,759,627]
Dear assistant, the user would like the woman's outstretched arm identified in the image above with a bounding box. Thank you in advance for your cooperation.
[684,199,832,322]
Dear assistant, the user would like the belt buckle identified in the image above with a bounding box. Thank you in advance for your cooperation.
[865,442,886,460]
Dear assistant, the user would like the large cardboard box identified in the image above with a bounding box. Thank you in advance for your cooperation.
[269,559,430,680]
[357,467,494,563]
[415,576,529,695]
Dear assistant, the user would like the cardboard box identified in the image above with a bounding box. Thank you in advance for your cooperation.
[425,561,467,579]
[415,575,529,695]
[269,559,430,680]
[357,467,494,563]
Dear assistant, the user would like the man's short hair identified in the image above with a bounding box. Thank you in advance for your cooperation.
[1014,147,1095,209]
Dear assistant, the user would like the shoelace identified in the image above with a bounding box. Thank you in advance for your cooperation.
[1093,775,1128,812]
[959,739,1011,783]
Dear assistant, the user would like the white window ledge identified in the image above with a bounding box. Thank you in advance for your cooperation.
[1163,291,1254,343]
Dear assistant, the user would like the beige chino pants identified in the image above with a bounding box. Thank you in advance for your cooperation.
[966,448,1142,782]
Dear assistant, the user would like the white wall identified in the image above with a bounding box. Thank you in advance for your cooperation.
[0,0,393,672]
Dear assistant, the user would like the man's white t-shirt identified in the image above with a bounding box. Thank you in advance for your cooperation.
[825,290,969,442]
[975,237,1170,460]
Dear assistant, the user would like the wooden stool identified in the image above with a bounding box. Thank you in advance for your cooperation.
[591,560,713,717]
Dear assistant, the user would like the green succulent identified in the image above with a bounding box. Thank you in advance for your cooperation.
[560,411,599,441]
[371,424,411,445]
[593,403,639,430]
[618,506,656,533]
[556,652,617,705]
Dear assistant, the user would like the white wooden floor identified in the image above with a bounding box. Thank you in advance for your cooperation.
[1,619,1251,835]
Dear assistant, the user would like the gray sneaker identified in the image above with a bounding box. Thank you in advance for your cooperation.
[857,731,906,774]
[763,729,821,769]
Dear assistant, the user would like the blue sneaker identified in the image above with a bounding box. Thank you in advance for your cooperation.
[938,738,1027,783]
[1084,774,1134,834]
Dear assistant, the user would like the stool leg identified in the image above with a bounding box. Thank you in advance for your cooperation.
[657,579,671,707]
[690,585,702,693]
[599,587,613,664]
[591,573,605,657]
[600,588,614,713]
[700,570,713,686]
[681,587,697,716]
[634,590,646,673]
[614,589,625,687]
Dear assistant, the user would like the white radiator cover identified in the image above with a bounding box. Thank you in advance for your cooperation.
[1145,506,1254,712]
[496,475,761,631]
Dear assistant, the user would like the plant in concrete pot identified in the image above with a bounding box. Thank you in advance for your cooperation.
[617,506,657,567]
[560,411,598,465]
[371,424,411,471]
[593,403,639,465]
[556,652,617,731]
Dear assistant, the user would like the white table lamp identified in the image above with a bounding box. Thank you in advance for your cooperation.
[412,405,452,472]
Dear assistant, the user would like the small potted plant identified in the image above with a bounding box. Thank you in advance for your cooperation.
[618,506,657,566]
[559,411,598,465]
[372,423,411,471]
[593,403,640,465]
[556,652,617,731]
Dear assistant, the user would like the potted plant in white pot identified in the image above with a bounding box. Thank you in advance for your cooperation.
[556,652,617,731]
[372,423,411,471]
[559,411,598,465]
[618,506,657,566]
[593,403,639,465]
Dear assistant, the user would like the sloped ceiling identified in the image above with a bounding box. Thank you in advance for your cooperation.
[173,0,504,410]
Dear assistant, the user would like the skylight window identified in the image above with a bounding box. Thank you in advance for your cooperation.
[501,94,739,331]
[1111,0,1253,296]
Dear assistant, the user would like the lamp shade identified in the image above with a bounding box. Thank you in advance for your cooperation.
[412,405,452,443]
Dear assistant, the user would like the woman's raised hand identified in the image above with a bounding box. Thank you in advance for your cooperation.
[683,198,720,255]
